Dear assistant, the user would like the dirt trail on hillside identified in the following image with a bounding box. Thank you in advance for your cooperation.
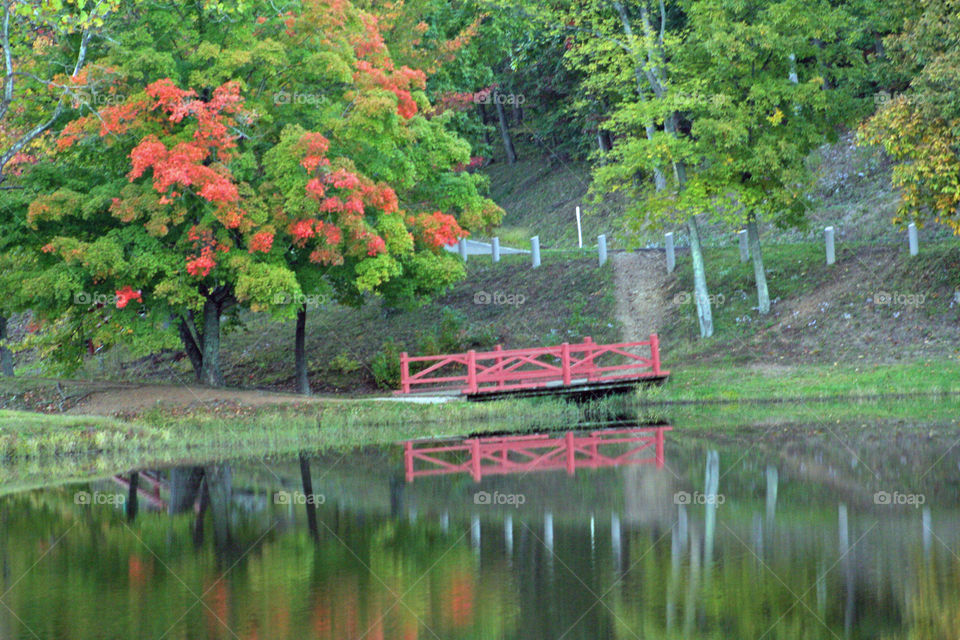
[611,252,670,342]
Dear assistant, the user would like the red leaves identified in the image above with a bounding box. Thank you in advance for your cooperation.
[186,228,229,277]
[354,13,386,58]
[129,135,170,180]
[115,286,143,309]
[361,184,398,213]
[414,211,467,249]
[366,235,386,256]
[328,168,361,190]
[453,156,486,173]
[354,60,426,119]
[145,78,197,116]
[290,219,317,243]
[249,231,275,253]
[198,178,239,205]
[186,251,217,277]
[305,178,326,200]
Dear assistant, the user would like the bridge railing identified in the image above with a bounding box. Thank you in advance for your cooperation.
[403,427,671,482]
[399,334,665,395]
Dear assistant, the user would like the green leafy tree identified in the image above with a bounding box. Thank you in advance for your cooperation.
[667,0,867,314]
[860,0,960,233]
[18,0,502,390]
[0,0,141,375]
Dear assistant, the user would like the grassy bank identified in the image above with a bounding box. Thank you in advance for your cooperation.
[650,359,960,401]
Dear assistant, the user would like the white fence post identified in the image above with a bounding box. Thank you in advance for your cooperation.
[908,222,919,256]
[458,238,468,262]
[576,206,583,249]
[825,226,835,265]
[665,232,675,273]
[531,236,541,268]
[491,236,500,262]
[598,234,607,266]
[738,230,750,262]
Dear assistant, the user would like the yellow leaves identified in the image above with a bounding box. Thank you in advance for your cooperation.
[32,35,54,54]
[767,108,784,126]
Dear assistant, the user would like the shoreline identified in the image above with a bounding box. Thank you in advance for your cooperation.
[1,358,958,494]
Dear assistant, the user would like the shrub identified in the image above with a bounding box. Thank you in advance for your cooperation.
[329,351,361,374]
[371,339,403,390]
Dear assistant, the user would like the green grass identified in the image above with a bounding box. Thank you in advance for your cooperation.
[652,360,960,401]
[664,395,960,431]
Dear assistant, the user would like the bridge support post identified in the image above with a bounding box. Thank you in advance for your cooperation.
[470,438,482,482]
[492,236,501,262]
[494,345,505,388]
[565,431,576,475]
[583,336,596,381]
[467,349,478,393]
[665,232,675,273]
[650,333,661,375]
[531,236,541,268]
[561,342,572,386]
[404,441,414,482]
[656,428,665,469]
[400,352,410,393]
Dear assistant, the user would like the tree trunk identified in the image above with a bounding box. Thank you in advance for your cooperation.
[746,215,771,314]
[204,465,233,550]
[597,129,613,153]
[178,314,204,381]
[299,453,319,540]
[494,89,518,164]
[0,315,13,376]
[687,215,713,338]
[199,297,225,387]
[295,303,311,395]
[613,1,666,191]
[126,472,139,522]
[168,467,205,515]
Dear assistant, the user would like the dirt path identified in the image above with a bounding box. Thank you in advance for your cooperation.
[67,382,336,416]
[611,251,670,342]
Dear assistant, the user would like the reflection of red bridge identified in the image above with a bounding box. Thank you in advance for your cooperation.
[111,471,168,510]
[403,427,671,483]
[398,335,668,400]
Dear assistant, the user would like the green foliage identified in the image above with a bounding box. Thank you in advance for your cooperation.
[2,0,503,377]
[329,351,362,374]
[371,339,403,390]
[859,0,960,232]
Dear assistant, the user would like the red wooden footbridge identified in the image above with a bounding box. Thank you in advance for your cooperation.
[398,334,668,400]
[403,427,671,483]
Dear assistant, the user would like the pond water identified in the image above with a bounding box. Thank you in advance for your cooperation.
[1,424,959,639]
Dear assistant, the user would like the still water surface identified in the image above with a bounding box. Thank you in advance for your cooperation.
[1,424,957,639]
